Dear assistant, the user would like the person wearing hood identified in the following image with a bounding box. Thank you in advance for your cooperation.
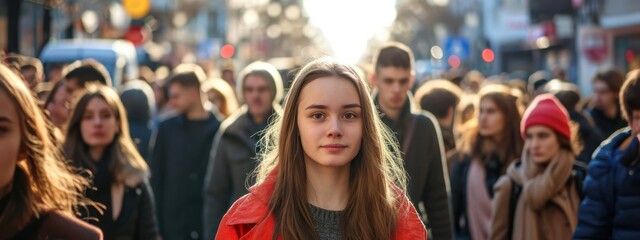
[490,94,582,240]
[120,79,156,161]
[202,61,283,239]
[371,42,452,240]
[201,77,239,119]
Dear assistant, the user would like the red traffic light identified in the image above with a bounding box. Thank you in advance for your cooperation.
[482,48,495,63]
[221,44,235,59]
[448,55,461,68]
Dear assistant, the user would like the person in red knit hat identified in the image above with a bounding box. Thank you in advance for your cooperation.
[489,93,584,240]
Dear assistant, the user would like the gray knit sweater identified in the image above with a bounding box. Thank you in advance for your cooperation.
[309,204,342,240]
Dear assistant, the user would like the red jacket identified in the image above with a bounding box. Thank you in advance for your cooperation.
[214,172,427,239]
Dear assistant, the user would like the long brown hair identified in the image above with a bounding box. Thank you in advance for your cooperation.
[459,84,523,170]
[64,85,148,186]
[0,64,92,230]
[255,58,407,239]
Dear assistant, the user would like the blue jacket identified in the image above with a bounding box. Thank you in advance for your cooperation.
[574,128,640,239]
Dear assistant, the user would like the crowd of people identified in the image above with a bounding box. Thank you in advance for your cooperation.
[0,40,639,240]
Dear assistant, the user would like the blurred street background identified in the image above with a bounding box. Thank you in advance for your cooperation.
[2,0,640,94]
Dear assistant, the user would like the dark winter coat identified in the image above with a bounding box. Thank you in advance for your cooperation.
[376,92,453,240]
[574,128,640,239]
[149,111,221,240]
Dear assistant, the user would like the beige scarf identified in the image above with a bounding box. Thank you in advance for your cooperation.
[506,145,578,240]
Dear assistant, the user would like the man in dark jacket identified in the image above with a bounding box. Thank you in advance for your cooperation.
[149,64,221,240]
[586,69,628,138]
[203,61,283,239]
[371,42,453,240]
[575,70,640,239]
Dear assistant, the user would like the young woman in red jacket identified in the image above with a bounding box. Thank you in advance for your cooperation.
[213,57,426,239]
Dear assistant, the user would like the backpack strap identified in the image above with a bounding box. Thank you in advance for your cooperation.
[402,115,417,155]
[508,177,522,239]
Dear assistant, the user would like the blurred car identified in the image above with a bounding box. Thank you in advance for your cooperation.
[40,39,138,88]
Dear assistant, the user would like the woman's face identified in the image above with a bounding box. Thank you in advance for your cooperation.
[80,98,119,152]
[297,76,363,169]
[46,84,70,127]
[526,125,560,165]
[0,88,21,196]
[207,89,225,113]
[478,98,505,138]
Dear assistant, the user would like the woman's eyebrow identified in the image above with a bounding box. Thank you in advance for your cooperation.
[305,103,361,110]
[0,116,13,123]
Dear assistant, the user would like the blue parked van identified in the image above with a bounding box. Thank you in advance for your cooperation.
[40,39,138,88]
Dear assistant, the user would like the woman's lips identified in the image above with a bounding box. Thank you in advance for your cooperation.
[320,144,347,152]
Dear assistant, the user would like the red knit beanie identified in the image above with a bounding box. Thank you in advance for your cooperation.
[521,93,571,140]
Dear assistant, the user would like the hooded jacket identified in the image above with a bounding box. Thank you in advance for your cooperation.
[203,61,284,240]
[120,80,156,161]
[214,171,427,240]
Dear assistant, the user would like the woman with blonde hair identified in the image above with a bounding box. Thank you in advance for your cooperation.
[0,64,102,239]
[214,58,426,239]
[202,77,239,118]
[64,85,159,239]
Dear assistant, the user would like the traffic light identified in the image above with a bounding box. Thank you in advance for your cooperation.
[221,44,235,59]
[482,48,495,63]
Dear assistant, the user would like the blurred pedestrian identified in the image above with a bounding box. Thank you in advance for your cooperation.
[414,79,463,153]
[463,70,485,94]
[62,59,112,92]
[64,85,160,240]
[0,64,102,240]
[46,59,112,132]
[575,69,640,239]
[371,42,452,240]
[20,56,44,90]
[149,66,174,122]
[490,94,583,240]
[149,64,221,240]
[528,70,551,98]
[120,80,156,161]
[44,81,71,130]
[215,57,426,239]
[585,68,628,138]
[450,84,524,240]
[544,80,604,164]
[457,94,477,127]
[221,62,235,87]
[203,61,283,239]
[201,78,239,119]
